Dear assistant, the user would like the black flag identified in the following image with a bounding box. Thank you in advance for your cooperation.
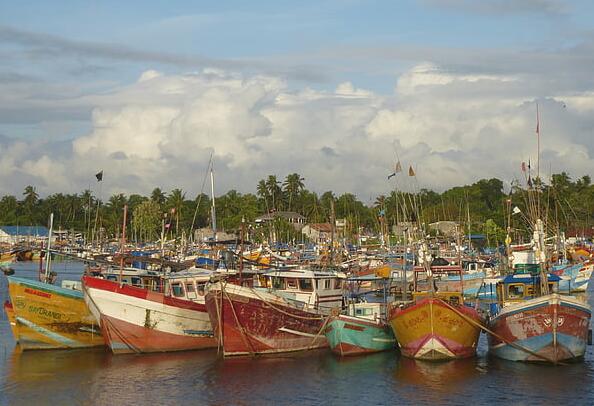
[95,170,103,182]
[388,173,396,180]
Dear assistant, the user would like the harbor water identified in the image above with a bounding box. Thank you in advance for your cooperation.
[2,261,594,405]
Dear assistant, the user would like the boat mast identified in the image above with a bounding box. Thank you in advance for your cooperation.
[118,205,128,285]
[210,161,217,242]
[402,227,408,301]
[44,212,54,283]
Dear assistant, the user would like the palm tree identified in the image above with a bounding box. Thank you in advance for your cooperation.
[22,185,39,224]
[265,175,282,211]
[283,173,305,212]
[151,187,166,207]
[167,189,186,236]
[107,193,127,237]
[257,179,270,212]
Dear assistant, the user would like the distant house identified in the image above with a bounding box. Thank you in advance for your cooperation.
[255,211,306,231]
[0,226,51,245]
[428,221,458,237]
[302,223,333,243]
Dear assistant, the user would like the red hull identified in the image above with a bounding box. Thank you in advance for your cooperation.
[100,314,216,354]
[205,287,328,356]
[488,297,591,362]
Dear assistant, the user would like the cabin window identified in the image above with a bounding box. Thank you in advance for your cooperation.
[197,283,206,296]
[286,278,298,290]
[186,282,196,299]
[272,277,286,290]
[131,277,141,287]
[299,278,313,292]
[334,279,342,289]
[324,279,331,290]
[355,308,373,317]
[507,284,524,299]
[171,282,184,297]
[106,275,117,281]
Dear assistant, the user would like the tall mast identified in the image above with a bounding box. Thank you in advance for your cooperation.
[210,161,217,241]
[44,212,54,283]
[119,205,128,284]
[536,102,540,185]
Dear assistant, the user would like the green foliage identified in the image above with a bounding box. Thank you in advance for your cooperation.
[132,200,162,241]
[1,172,591,243]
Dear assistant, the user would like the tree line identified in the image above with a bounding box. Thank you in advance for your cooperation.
[1,172,592,245]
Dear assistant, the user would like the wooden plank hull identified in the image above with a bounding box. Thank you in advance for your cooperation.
[388,297,482,360]
[6,276,103,350]
[325,315,396,356]
[205,283,328,356]
[488,294,591,362]
[82,276,216,354]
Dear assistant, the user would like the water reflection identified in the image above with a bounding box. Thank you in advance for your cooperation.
[394,356,483,390]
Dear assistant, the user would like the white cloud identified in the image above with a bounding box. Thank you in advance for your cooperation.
[1,63,594,200]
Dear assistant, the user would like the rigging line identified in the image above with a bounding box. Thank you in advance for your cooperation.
[190,152,214,238]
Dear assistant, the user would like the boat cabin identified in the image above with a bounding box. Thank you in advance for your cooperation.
[346,301,385,321]
[259,268,345,310]
[163,268,215,303]
[496,273,560,305]
[97,267,162,291]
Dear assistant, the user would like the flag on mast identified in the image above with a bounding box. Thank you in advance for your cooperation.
[388,161,403,179]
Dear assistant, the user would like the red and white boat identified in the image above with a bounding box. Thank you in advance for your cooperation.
[205,267,345,356]
[82,269,217,354]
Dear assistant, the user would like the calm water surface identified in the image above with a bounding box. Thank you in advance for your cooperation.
[1,261,594,405]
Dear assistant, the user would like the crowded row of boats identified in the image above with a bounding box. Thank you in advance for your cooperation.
[3,216,592,365]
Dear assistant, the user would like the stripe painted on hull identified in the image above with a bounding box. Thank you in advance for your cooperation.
[7,277,103,350]
[15,316,82,347]
[489,332,587,362]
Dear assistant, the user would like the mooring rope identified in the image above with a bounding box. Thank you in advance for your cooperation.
[440,299,564,365]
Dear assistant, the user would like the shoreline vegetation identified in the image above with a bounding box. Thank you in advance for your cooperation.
[1,171,591,244]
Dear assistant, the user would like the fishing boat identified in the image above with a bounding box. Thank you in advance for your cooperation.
[325,301,396,356]
[488,273,591,362]
[3,213,103,350]
[82,269,217,354]
[387,245,483,360]
[488,220,591,363]
[205,267,344,356]
[5,275,103,349]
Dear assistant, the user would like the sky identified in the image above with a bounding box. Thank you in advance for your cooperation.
[1,0,594,202]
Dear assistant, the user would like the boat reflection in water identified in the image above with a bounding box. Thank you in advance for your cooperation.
[4,347,220,405]
[394,356,483,389]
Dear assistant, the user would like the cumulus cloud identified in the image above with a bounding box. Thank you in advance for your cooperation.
[0,63,593,201]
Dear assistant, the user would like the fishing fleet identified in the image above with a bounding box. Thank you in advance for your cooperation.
[2,208,593,365]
